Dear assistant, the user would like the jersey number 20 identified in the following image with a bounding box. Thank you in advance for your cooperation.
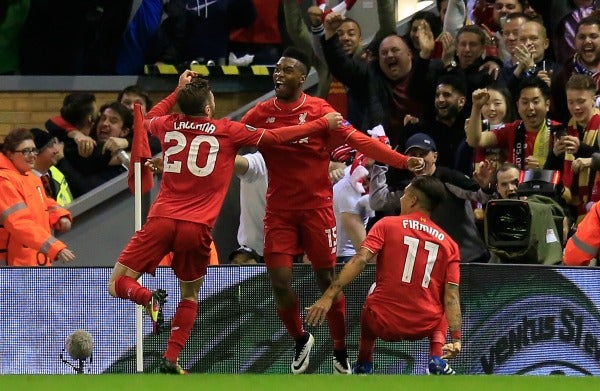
[163,131,219,177]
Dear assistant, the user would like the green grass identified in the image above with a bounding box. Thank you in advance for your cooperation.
[1,375,599,391]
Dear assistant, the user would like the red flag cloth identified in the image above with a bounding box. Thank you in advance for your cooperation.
[128,103,154,194]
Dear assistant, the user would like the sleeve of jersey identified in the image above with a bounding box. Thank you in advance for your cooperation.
[257,117,329,145]
[144,89,179,133]
[343,128,408,169]
[360,220,386,255]
[0,180,67,260]
[446,245,461,285]
[564,205,600,266]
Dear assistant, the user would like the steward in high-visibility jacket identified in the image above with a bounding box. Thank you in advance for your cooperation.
[564,201,600,266]
[48,165,74,206]
[0,152,72,266]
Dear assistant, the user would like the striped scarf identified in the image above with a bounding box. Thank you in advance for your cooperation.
[563,110,600,221]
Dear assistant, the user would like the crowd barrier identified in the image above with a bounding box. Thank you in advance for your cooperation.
[0,264,599,375]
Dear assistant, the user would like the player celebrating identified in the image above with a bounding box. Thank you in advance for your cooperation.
[242,47,424,374]
[107,70,343,374]
[306,176,462,375]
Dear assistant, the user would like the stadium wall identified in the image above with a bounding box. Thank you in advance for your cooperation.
[0,264,599,375]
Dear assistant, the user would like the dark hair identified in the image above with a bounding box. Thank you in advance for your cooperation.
[577,14,600,34]
[60,93,97,128]
[404,11,443,54]
[457,24,487,46]
[1,128,34,154]
[281,47,310,75]
[486,82,517,122]
[437,74,467,97]
[409,176,447,212]
[496,162,519,176]
[176,78,212,116]
[117,85,153,109]
[517,76,551,100]
[97,101,134,132]
[340,17,361,36]
[566,73,597,92]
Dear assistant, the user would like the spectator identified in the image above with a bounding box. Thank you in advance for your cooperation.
[499,12,528,66]
[321,14,430,147]
[0,0,29,74]
[466,76,563,170]
[117,85,162,156]
[0,128,75,266]
[63,102,132,197]
[545,74,600,222]
[241,47,425,375]
[333,154,374,263]
[499,19,559,99]
[306,175,463,375]
[551,14,600,124]
[473,0,524,33]
[148,0,256,66]
[369,133,493,263]
[30,128,74,207]
[107,69,344,374]
[404,11,443,56]
[230,151,268,263]
[46,92,98,159]
[564,200,600,266]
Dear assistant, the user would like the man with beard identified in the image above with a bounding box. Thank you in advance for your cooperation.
[405,75,471,175]
[552,14,600,123]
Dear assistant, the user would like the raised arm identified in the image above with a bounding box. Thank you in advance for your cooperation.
[466,89,498,148]
[258,112,342,146]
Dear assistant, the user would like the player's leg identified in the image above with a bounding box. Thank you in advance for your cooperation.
[303,207,349,374]
[428,319,455,375]
[159,221,211,374]
[264,209,312,374]
[353,304,377,374]
[108,217,173,332]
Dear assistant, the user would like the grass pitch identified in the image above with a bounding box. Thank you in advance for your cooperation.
[1,374,599,391]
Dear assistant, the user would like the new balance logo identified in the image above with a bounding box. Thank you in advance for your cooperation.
[292,137,309,144]
[266,117,275,124]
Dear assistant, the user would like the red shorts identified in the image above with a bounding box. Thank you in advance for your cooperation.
[361,301,447,345]
[263,207,336,269]
[117,217,212,281]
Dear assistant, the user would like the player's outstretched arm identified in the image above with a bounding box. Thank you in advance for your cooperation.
[305,247,374,326]
[258,112,342,145]
[442,283,462,359]
[145,69,198,121]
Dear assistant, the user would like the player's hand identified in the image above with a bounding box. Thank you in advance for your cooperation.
[324,112,343,130]
[178,69,198,88]
[442,341,462,359]
[305,297,334,326]
[56,248,76,263]
[145,157,164,174]
[407,156,425,172]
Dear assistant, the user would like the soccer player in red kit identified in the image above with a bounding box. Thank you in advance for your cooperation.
[241,47,425,374]
[107,70,343,374]
[306,176,463,375]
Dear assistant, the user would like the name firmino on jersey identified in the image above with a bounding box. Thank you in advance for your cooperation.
[174,121,216,134]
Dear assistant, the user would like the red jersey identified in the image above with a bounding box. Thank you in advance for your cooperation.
[361,211,460,333]
[145,91,329,226]
[242,93,408,210]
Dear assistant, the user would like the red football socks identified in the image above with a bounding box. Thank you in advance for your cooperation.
[277,298,304,339]
[164,299,198,362]
[114,276,152,305]
[327,293,347,350]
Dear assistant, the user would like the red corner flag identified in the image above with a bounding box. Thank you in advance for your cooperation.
[128,103,154,194]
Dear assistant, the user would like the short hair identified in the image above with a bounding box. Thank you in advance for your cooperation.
[60,93,96,128]
[340,17,361,36]
[521,19,547,39]
[457,25,487,46]
[1,128,34,154]
[97,102,133,131]
[577,14,600,33]
[566,73,597,92]
[117,85,153,109]
[496,162,519,177]
[437,74,467,97]
[281,47,310,75]
[409,176,447,213]
[517,76,551,100]
[176,78,212,116]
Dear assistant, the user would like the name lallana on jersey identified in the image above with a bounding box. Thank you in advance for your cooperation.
[174,121,216,134]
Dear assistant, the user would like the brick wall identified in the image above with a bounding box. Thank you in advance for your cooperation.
[0,91,263,139]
